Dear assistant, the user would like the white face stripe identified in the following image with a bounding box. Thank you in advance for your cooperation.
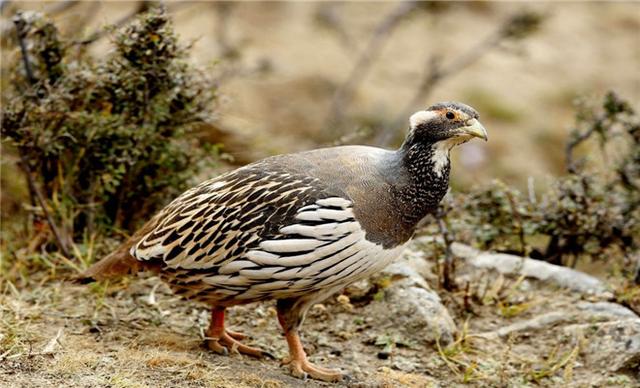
[409,110,438,129]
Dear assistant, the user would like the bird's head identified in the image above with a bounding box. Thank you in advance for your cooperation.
[399,101,488,179]
[406,101,488,148]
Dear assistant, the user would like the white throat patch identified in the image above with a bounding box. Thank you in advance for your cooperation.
[432,136,469,177]
[432,141,451,177]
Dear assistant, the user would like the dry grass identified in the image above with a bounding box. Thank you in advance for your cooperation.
[1,252,636,387]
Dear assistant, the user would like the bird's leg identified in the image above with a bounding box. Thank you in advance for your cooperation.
[281,328,343,381]
[205,306,272,358]
[277,302,343,382]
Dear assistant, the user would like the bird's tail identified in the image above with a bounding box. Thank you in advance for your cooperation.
[74,215,163,284]
[75,240,141,284]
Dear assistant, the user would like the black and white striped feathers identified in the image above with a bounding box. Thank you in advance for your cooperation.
[131,153,407,304]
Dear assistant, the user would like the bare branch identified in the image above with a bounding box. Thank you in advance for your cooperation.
[505,189,526,257]
[17,150,72,258]
[378,10,543,146]
[565,124,597,175]
[325,1,418,130]
[314,3,354,52]
[12,12,72,258]
[13,13,36,84]
[436,205,456,291]
[213,2,237,60]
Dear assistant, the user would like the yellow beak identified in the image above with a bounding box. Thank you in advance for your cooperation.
[462,118,488,141]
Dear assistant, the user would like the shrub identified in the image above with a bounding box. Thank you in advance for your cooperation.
[1,7,219,254]
[439,92,639,270]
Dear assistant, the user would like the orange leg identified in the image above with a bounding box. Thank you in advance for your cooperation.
[278,313,343,382]
[205,307,272,358]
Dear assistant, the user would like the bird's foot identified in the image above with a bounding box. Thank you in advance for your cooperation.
[206,330,274,359]
[225,328,246,340]
[282,356,343,382]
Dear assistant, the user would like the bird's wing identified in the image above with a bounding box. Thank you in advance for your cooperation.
[131,164,325,269]
[130,163,397,300]
[237,195,404,300]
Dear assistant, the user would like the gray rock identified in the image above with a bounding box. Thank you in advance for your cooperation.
[563,319,640,373]
[449,242,612,297]
[576,301,638,320]
[384,284,457,345]
[382,260,430,290]
[477,302,638,340]
[376,260,458,345]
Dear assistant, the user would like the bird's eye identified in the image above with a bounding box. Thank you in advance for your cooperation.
[446,111,455,120]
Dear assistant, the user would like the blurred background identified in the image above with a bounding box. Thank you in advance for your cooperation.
[3,1,638,190]
[1,4,638,385]
[1,1,639,265]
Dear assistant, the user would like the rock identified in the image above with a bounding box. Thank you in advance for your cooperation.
[563,319,640,373]
[373,261,458,345]
[477,301,638,340]
[396,246,439,283]
[576,301,638,320]
[382,260,431,290]
[386,284,457,344]
[477,312,570,339]
[390,356,422,372]
[449,242,612,297]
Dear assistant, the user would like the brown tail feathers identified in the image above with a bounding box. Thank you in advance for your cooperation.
[74,215,163,284]
[75,241,141,284]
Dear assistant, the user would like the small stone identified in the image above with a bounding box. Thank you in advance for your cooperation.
[337,294,354,311]
[377,350,390,360]
[312,304,326,313]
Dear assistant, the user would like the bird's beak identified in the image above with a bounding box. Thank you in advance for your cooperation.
[461,118,488,141]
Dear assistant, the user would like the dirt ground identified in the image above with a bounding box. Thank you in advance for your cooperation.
[1,256,637,388]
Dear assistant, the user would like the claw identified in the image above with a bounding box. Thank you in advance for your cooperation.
[226,328,246,340]
[205,308,271,359]
[205,338,229,355]
[261,350,276,360]
[205,330,268,358]
[279,326,344,382]
[286,358,343,382]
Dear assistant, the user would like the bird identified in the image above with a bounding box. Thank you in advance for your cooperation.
[79,101,487,382]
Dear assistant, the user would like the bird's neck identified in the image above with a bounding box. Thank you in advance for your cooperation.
[393,140,451,226]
